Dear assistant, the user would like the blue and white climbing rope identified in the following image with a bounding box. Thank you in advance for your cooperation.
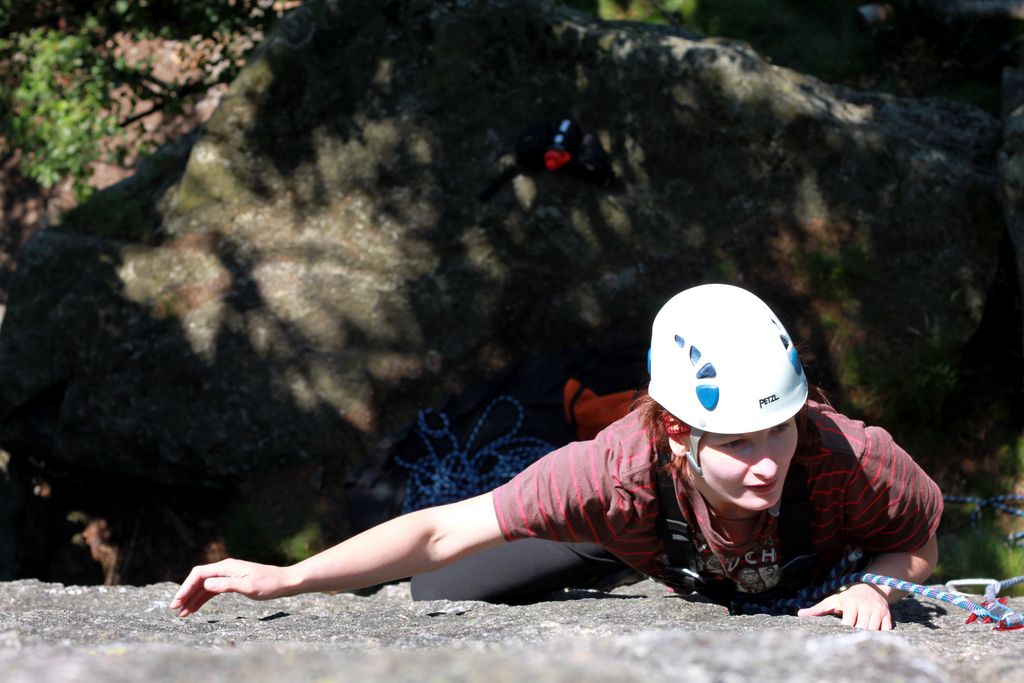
[395,395,557,512]
[853,573,1022,630]
[731,549,1024,630]
[943,494,1024,546]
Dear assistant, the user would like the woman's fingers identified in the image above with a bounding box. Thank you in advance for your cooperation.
[171,561,224,605]
[796,594,841,618]
[169,559,245,617]
[853,602,893,631]
[169,559,286,617]
[797,588,894,631]
[176,587,214,618]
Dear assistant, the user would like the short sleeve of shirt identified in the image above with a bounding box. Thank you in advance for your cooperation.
[808,406,943,556]
[491,411,661,550]
[844,424,943,552]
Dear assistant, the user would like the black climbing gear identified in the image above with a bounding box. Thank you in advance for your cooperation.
[478,118,613,202]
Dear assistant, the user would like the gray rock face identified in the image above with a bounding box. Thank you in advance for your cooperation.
[0,0,1003,490]
[1,579,1021,682]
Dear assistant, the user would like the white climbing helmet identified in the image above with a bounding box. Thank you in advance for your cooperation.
[647,284,808,475]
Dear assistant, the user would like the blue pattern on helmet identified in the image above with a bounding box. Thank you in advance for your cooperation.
[789,347,803,376]
[696,363,717,379]
[696,385,720,411]
[674,334,685,348]
[780,335,790,349]
[690,346,701,365]
[647,347,652,374]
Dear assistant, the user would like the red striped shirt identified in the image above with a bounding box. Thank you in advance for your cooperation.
[492,401,943,586]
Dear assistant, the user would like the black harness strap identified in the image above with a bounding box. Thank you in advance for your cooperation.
[777,461,812,559]
[654,451,812,606]
[655,448,696,577]
[654,448,733,603]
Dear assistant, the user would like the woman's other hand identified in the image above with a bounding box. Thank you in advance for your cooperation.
[797,583,893,630]
[169,558,295,618]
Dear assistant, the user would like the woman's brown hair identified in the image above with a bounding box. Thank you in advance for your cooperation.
[632,386,828,478]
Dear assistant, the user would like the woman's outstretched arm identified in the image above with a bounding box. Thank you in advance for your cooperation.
[169,492,504,617]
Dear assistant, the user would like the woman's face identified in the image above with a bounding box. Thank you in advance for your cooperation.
[670,418,798,519]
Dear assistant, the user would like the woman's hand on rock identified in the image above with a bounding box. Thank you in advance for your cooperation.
[796,583,893,630]
[169,558,294,618]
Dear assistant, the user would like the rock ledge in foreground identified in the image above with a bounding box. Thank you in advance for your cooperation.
[0,579,1020,683]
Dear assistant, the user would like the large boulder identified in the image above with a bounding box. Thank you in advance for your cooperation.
[1000,67,1024,382]
[0,0,1003,489]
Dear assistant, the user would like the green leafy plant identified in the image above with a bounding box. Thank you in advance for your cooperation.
[0,1,285,198]
[2,23,121,195]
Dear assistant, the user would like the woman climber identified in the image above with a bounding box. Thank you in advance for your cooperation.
[170,284,942,630]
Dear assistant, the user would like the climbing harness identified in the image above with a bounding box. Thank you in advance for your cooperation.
[478,118,613,202]
[394,396,557,512]
[730,550,1024,630]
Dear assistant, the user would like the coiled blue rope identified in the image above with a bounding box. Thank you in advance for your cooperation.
[395,395,557,512]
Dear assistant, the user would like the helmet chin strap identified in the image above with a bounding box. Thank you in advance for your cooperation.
[686,428,704,478]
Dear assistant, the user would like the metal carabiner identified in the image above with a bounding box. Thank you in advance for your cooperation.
[944,578,1000,596]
